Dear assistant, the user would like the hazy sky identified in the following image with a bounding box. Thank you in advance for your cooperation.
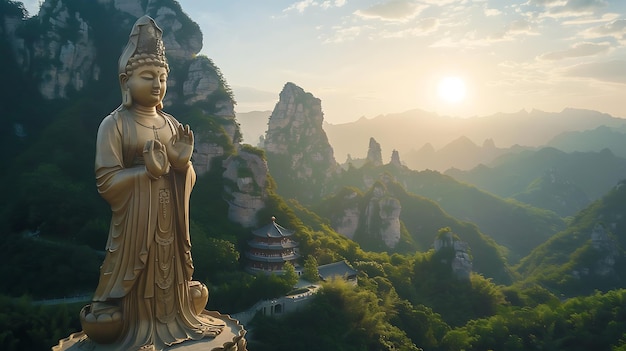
[22,0,626,124]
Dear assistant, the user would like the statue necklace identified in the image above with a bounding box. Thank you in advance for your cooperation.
[134,114,167,142]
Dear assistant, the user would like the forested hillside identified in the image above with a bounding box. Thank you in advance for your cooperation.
[327,162,565,262]
[446,147,626,217]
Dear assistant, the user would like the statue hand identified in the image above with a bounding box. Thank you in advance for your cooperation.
[144,139,169,179]
[167,123,194,171]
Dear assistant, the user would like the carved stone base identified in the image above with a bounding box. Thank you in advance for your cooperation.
[53,311,247,351]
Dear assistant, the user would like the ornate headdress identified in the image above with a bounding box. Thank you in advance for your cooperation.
[118,15,169,75]
[119,16,169,108]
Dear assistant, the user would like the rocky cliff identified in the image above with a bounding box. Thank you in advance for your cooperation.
[263,82,339,202]
[389,149,402,167]
[366,137,383,166]
[571,223,621,279]
[222,146,269,228]
[3,0,238,176]
[362,181,402,249]
[327,188,361,240]
[434,230,473,280]
[514,178,626,295]
[326,177,404,251]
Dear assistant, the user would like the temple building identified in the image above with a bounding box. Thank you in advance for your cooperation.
[246,217,301,275]
[318,261,358,286]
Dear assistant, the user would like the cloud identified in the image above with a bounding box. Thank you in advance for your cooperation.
[487,18,538,42]
[564,59,626,84]
[379,17,440,38]
[421,0,459,4]
[284,0,315,13]
[526,0,561,5]
[321,0,347,9]
[355,0,428,22]
[562,12,620,25]
[284,0,346,13]
[526,0,608,18]
[508,18,535,33]
[322,25,369,44]
[485,8,502,16]
[581,19,626,41]
[538,41,610,60]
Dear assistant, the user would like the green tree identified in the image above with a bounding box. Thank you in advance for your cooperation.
[249,278,420,351]
[0,295,82,351]
[302,255,319,282]
[282,261,298,288]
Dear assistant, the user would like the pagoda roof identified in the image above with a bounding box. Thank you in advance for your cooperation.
[245,251,300,263]
[252,219,295,238]
[318,261,358,281]
[248,240,299,250]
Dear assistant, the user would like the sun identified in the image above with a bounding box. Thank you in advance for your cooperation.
[437,76,466,104]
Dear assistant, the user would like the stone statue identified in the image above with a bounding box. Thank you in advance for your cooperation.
[75,15,227,351]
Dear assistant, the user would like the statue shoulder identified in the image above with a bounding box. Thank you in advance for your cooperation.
[159,110,180,125]
[98,108,126,135]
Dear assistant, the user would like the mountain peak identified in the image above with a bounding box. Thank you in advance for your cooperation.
[263,82,338,202]
[367,137,383,166]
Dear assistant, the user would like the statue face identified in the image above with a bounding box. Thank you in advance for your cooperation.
[125,65,168,108]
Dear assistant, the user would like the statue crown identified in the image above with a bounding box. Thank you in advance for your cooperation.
[119,16,169,75]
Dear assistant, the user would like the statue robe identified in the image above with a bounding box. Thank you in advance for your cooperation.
[92,106,204,349]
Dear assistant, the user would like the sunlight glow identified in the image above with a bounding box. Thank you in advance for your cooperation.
[437,76,466,104]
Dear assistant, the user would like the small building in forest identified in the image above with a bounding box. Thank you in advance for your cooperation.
[318,260,358,286]
[246,217,301,275]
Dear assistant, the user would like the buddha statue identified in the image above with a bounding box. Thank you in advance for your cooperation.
[78,15,225,351]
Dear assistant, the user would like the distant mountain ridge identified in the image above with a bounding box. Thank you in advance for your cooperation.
[446,147,626,217]
[403,136,532,171]
[324,108,626,171]
[238,108,626,171]
[547,125,626,158]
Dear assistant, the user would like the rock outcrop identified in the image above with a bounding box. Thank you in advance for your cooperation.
[222,147,268,228]
[31,0,98,100]
[330,190,361,239]
[389,149,402,167]
[434,230,473,280]
[590,223,620,276]
[263,82,338,202]
[363,182,401,248]
[571,223,621,278]
[366,137,383,166]
[326,175,404,250]
[570,222,623,287]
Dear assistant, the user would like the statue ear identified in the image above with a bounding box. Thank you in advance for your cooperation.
[119,73,130,89]
[119,73,132,107]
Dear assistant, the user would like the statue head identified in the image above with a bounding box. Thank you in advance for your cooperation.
[118,16,170,109]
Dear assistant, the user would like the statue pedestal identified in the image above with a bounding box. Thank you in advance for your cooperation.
[53,311,247,351]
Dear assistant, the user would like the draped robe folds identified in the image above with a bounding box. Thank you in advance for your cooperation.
[92,107,213,350]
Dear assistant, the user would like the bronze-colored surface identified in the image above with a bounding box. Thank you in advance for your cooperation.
[55,15,245,351]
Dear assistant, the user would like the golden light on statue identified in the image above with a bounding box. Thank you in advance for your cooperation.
[79,305,123,344]
[54,15,246,351]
